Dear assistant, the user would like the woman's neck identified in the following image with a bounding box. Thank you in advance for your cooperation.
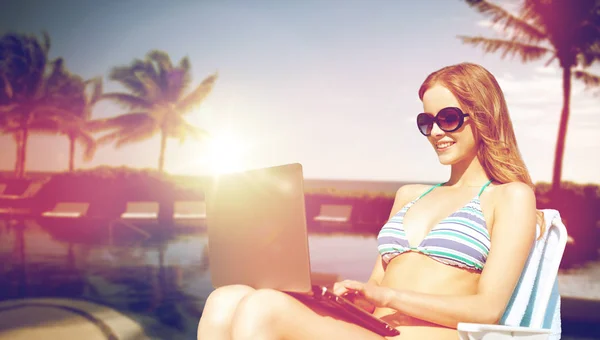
[446,154,490,187]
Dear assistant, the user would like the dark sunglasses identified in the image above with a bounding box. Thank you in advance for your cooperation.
[416,107,470,136]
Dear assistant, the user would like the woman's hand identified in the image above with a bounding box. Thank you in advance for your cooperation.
[333,280,394,312]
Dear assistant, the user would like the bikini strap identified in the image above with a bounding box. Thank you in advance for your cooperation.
[477,180,493,198]
[416,182,444,200]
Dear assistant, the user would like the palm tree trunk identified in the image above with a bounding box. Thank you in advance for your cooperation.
[13,133,22,177]
[17,128,29,178]
[158,129,167,173]
[69,135,76,172]
[551,66,572,192]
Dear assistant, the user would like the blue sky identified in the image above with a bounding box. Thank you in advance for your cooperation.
[1,0,598,184]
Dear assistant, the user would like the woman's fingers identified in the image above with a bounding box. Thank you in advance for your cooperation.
[333,280,363,296]
[342,280,364,292]
[333,281,349,296]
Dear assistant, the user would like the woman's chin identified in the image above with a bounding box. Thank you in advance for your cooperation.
[437,153,456,165]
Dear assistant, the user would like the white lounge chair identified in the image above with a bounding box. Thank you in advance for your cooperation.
[121,201,159,220]
[0,179,47,199]
[41,202,89,218]
[107,201,156,245]
[458,208,568,340]
[314,204,352,225]
[173,200,207,220]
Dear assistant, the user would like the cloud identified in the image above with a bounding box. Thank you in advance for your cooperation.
[534,65,559,76]
[496,71,600,149]
[476,19,516,38]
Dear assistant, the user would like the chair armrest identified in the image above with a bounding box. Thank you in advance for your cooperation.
[457,322,551,340]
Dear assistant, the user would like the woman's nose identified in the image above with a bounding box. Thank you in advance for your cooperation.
[430,122,444,137]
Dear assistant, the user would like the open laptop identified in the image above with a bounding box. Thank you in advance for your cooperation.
[206,163,399,337]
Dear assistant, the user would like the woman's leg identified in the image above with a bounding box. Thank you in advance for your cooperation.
[198,285,255,340]
[230,289,390,340]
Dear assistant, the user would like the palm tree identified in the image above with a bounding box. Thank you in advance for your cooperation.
[45,64,103,172]
[62,77,102,172]
[96,50,217,172]
[0,32,72,178]
[459,0,600,191]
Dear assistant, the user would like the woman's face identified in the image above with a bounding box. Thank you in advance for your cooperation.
[420,85,477,165]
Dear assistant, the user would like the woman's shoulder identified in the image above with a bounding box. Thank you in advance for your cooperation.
[387,184,433,217]
[487,182,537,224]
[489,181,536,204]
[394,183,435,202]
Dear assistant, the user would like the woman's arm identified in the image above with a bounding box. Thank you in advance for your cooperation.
[384,182,537,328]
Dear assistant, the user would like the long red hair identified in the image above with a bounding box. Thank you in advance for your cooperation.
[418,62,544,233]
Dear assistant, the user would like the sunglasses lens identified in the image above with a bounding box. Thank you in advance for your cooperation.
[437,108,462,131]
[416,113,433,135]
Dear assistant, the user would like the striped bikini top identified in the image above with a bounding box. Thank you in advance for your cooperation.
[377,180,492,271]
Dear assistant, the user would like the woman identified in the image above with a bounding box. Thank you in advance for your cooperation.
[197,62,539,339]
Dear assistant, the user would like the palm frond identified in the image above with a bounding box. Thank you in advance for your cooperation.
[136,72,163,103]
[176,57,192,97]
[74,131,97,161]
[147,50,174,72]
[41,31,51,54]
[96,130,122,145]
[176,73,218,113]
[3,126,21,134]
[112,119,159,148]
[84,77,103,104]
[0,103,18,113]
[30,105,75,120]
[458,35,553,63]
[27,118,62,133]
[465,0,547,43]
[1,73,13,98]
[101,92,152,110]
[165,114,210,144]
[147,50,182,102]
[178,57,190,73]
[94,112,158,148]
[178,121,210,144]
[85,118,108,132]
[578,44,600,67]
[109,61,149,97]
[574,70,600,94]
[87,111,154,132]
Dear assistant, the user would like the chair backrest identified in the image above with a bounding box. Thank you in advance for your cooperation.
[318,204,352,220]
[52,202,90,214]
[174,201,206,216]
[500,208,568,330]
[124,202,159,214]
[22,178,51,197]
[528,209,567,328]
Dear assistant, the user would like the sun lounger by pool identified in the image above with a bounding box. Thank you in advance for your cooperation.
[173,200,207,220]
[0,179,48,199]
[107,201,156,245]
[314,204,352,225]
[42,202,89,218]
[121,201,159,220]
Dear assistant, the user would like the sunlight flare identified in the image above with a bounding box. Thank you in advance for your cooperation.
[206,131,247,175]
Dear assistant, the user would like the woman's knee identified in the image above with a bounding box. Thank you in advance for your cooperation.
[231,289,293,336]
[200,285,255,326]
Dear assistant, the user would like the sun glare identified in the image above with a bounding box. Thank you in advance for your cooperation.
[206,132,247,175]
